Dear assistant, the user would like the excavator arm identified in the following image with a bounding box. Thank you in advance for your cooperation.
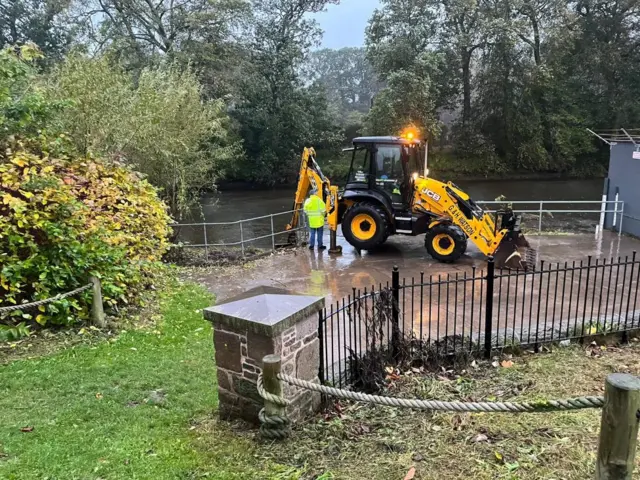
[286,147,342,253]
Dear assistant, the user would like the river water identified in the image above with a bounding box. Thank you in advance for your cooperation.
[176,178,607,247]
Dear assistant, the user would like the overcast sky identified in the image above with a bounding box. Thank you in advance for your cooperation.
[315,1,380,49]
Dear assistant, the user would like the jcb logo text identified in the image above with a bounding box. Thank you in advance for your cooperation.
[422,189,441,201]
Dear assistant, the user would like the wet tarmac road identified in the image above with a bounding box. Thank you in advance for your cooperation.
[195,229,640,307]
[193,229,640,376]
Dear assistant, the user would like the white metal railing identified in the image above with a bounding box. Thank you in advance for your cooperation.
[170,209,308,256]
[171,200,625,255]
[476,200,625,235]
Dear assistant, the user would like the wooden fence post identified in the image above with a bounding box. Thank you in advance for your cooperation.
[262,354,284,416]
[596,373,640,480]
[89,275,106,328]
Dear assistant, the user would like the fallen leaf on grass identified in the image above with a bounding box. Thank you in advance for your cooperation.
[20,426,34,433]
[404,466,416,480]
[500,360,514,368]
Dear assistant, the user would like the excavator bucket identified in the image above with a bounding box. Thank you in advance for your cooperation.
[493,232,537,270]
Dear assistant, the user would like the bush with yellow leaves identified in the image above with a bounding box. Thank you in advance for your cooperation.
[0,138,171,335]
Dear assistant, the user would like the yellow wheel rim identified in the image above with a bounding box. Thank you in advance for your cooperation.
[351,213,377,241]
[433,233,455,256]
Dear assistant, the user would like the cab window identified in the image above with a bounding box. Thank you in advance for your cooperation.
[374,145,402,197]
[348,147,371,183]
[375,146,402,181]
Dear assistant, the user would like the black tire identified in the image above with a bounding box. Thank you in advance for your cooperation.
[424,224,467,263]
[342,202,390,250]
[452,225,468,253]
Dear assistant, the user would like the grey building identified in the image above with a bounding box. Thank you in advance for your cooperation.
[591,129,640,237]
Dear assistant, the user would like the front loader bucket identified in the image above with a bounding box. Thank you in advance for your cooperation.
[493,233,537,271]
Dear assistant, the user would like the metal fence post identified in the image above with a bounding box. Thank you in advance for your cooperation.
[619,202,624,235]
[484,257,495,359]
[239,221,245,257]
[538,201,543,233]
[613,189,619,227]
[391,265,401,360]
[318,310,325,384]
[581,255,593,341]
[203,224,209,258]
[270,215,276,251]
[595,373,640,479]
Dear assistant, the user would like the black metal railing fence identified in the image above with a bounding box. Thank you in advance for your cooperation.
[319,253,640,388]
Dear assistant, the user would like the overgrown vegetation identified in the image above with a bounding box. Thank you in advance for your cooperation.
[48,55,239,218]
[3,0,627,196]
[365,0,638,176]
[0,45,171,336]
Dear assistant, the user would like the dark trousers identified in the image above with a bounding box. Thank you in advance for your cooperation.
[309,226,324,247]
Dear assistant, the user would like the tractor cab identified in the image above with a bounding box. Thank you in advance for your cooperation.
[344,136,423,212]
[338,136,427,249]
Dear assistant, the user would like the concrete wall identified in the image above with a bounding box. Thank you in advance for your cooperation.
[604,143,640,237]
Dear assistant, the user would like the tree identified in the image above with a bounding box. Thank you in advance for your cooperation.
[0,0,73,60]
[365,54,443,136]
[309,47,381,115]
[74,0,247,55]
[48,55,239,217]
[365,0,451,137]
[365,0,607,175]
[72,0,249,95]
[439,0,491,127]
[564,0,640,129]
[0,44,62,146]
[229,0,341,184]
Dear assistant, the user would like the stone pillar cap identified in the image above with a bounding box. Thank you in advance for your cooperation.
[204,287,325,336]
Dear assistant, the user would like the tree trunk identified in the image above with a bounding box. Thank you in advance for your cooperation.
[461,50,472,127]
[529,10,541,66]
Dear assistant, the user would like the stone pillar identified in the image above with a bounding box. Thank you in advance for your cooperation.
[204,286,324,424]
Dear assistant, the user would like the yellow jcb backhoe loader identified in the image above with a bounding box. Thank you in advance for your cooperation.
[286,136,535,269]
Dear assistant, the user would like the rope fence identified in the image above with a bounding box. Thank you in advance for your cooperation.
[275,373,605,413]
[0,284,92,313]
[256,355,640,479]
[0,276,106,327]
[255,371,605,439]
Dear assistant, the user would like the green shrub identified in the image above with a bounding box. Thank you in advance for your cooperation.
[0,138,171,329]
[48,55,240,219]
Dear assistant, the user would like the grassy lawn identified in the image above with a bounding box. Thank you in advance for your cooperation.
[2,275,640,479]
[0,279,291,479]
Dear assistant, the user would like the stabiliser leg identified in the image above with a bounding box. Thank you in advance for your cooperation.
[329,229,342,254]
